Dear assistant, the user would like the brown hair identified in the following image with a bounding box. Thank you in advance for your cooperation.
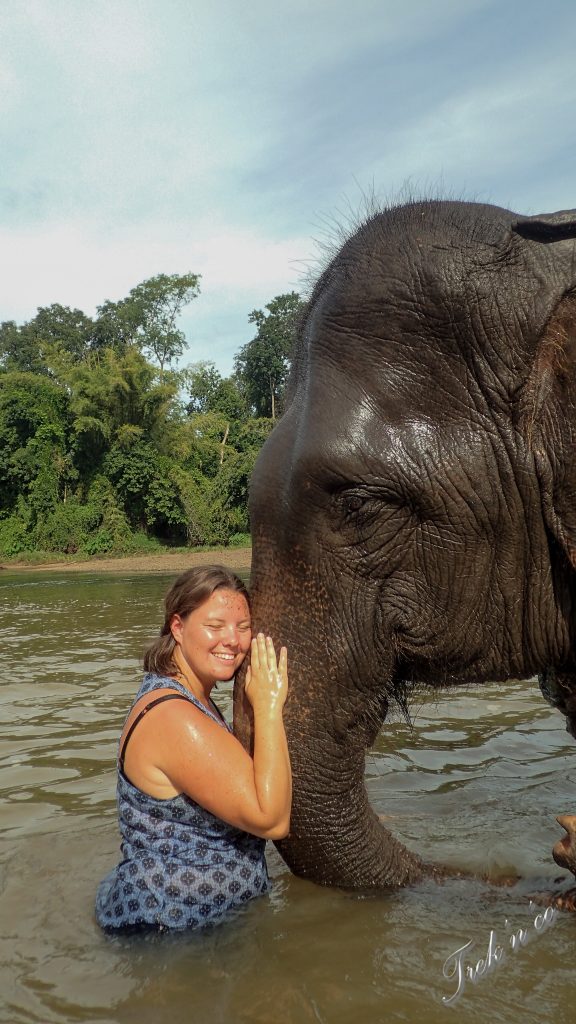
[143,565,250,677]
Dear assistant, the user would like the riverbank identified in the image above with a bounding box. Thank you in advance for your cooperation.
[0,546,252,574]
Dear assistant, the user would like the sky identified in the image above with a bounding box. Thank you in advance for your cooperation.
[1,0,575,374]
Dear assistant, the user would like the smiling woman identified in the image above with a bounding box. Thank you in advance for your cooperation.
[169,588,252,688]
[95,564,291,933]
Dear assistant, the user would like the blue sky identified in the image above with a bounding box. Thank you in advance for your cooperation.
[1,0,575,374]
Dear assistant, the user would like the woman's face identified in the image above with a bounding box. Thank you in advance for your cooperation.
[170,588,251,687]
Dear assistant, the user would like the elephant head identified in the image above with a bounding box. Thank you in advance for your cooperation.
[234,200,576,890]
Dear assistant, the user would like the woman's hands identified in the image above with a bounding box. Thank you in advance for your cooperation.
[244,633,288,716]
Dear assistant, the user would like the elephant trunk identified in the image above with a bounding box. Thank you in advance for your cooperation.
[275,728,429,889]
[233,581,431,889]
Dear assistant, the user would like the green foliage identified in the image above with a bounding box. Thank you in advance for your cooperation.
[0,372,71,513]
[93,273,201,372]
[0,518,30,556]
[182,411,231,478]
[173,468,214,547]
[27,304,94,362]
[208,453,251,540]
[234,291,304,419]
[228,532,251,547]
[184,361,247,419]
[103,442,188,542]
[84,476,133,552]
[128,273,201,372]
[0,282,300,560]
[0,321,45,374]
[0,305,94,374]
[34,500,101,554]
[234,416,275,452]
[0,499,33,555]
[91,298,143,354]
[66,347,179,475]
[184,362,223,413]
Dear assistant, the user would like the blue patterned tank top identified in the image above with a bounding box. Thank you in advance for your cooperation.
[95,673,269,932]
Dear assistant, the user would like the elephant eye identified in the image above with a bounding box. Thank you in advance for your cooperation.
[336,486,409,522]
[344,494,366,513]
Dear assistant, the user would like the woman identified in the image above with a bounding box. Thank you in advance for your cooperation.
[96,565,291,932]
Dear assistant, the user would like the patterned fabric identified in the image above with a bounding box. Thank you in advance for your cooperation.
[96,673,269,932]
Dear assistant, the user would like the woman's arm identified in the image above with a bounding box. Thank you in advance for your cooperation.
[243,634,291,838]
[123,635,291,839]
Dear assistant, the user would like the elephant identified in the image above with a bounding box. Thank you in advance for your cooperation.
[233,198,576,897]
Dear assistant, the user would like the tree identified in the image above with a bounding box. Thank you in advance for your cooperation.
[181,411,231,478]
[205,416,275,542]
[0,321,45,375]
[66,347,180,476]
[104,440,188,541]
[27,304,94,362]
[184,362,223,413]
[184,361,247,420]
[92,273,200,370]
[129,273,201,372]
[1,306,94,374]
[0,273,299,558]
[234,292,303,419]
[91,298,143,354]
[0,372,71,515]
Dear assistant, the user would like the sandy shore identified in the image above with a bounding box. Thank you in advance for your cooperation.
[1,547,252,574]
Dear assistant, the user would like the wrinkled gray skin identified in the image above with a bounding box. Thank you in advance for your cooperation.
[233,200,576,894]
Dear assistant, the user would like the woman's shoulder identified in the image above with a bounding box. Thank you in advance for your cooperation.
[134,674,230,729]
[123,674,192,722]
[137,671,185,700]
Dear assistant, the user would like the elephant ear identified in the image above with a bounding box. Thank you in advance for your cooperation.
[514,216,576,567]
[512,209,576,243]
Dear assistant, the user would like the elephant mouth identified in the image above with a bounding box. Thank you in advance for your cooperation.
[539,669,576,738]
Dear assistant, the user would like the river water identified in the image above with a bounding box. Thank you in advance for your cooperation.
[1,569,575,1024]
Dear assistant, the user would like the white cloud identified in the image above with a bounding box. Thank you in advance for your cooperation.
[0,218,308,313]
[0,217,310,371]
[1,0,576,373]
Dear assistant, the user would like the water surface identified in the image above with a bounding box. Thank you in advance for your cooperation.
[1,570,575,1023]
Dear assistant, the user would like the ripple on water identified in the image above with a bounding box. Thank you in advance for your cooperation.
[1,573,576,1024]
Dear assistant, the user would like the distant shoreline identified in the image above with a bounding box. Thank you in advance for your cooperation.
[0,546,252,575]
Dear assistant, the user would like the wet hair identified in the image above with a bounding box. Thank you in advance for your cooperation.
[143,565,250,677]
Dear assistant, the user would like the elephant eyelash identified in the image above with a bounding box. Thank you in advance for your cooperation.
[336,490,398,519]
[332,489,371,516]
[343,493,368,514]
[334,487,425,527]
